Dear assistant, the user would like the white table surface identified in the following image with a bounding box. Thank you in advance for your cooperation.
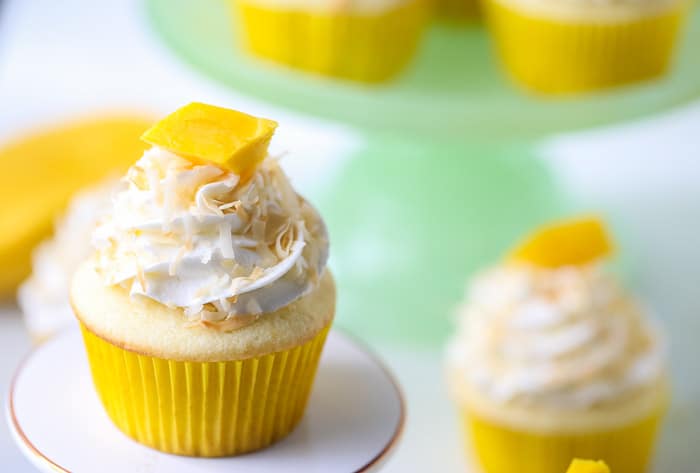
[1,1,700,471]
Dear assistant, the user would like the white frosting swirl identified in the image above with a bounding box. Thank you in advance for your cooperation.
[93,147,328,330]
[447,264,664,409]
[19,180,117,340]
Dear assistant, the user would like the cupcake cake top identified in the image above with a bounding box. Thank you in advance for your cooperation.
[447,218,665,410]
[91,103,328,331]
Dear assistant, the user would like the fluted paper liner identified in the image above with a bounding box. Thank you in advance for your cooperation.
[462,407,664,473]
[232,0,428,83]
[484,0,688,94]
[81,323,330,457]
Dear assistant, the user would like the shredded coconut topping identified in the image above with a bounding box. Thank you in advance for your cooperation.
[93,147,328,331]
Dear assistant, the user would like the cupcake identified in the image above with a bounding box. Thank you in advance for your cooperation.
[432,0,481,21]
[446,217,668,473]
[70,103,334,457]
[483,0,690,94]
[18,179,117,343]
[230,0,429,83]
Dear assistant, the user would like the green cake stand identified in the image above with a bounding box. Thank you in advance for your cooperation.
[146,0,696,346]
[147,0,700,141]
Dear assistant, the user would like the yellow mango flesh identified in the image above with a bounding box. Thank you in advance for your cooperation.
[0,116,151,298]
[140,102,278,179]
[509,216,613,268]
[566,459,611,473]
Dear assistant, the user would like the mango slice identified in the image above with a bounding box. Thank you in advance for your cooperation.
[509,216,613,268]
[0,116,151,297]
[566,459,611,473]
[141,102,278,179]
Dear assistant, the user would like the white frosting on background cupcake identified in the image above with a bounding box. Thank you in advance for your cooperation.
[18,180,117,341]
[447,263,665,409]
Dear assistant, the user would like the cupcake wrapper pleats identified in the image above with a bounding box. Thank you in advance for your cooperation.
[232,0,428,83]
[464,408,664,473]
[484,0,689,94]
[81,323,330,457]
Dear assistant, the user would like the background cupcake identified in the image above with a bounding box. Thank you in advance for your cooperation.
[71,103,334,457]
[18,179,117,343]
[483,0,690,94]
[230,0,429,83]
[446,218,669,473]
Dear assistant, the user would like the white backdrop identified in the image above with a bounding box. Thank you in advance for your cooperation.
[1,0,699,471]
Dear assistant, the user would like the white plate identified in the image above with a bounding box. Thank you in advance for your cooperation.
[6,329,405,473]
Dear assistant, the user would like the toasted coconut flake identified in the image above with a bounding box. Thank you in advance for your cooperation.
[169,245,187,276]
[136,261,147,292]
[198,314,261,332]
[218,221,234,259]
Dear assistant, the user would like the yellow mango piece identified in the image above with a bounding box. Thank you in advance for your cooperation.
[141,102,278,178]
[509,216,613,268]
[566,459,611,473]
[0,116,151,297]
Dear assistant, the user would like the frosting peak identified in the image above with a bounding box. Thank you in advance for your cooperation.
[448,264,664,409]
[93,147,328,330]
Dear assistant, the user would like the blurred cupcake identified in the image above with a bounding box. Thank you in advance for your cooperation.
[71,103,334,456]
[231,0,429,83]
[432,0,481,21]
[446,217,668,473]
[18,179,117,343]
[483,0,690,94]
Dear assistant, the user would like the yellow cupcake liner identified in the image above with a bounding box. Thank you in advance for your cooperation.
[80,323,330,457]
[462,408,664,473]
[433,0,482,21]
[231,0,428,83]
[484,0,689,94]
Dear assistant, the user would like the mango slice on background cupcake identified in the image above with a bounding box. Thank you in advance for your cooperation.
[483,0,691,94]
[230,0,429,83]
[71,103,334,456]
[446,216,669,473]
[509,216,613,268]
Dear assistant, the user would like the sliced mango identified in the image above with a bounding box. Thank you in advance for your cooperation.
[141,102,278,179]
[566,459,610,473]
[509,216,613,268]
[0,116,151,297]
